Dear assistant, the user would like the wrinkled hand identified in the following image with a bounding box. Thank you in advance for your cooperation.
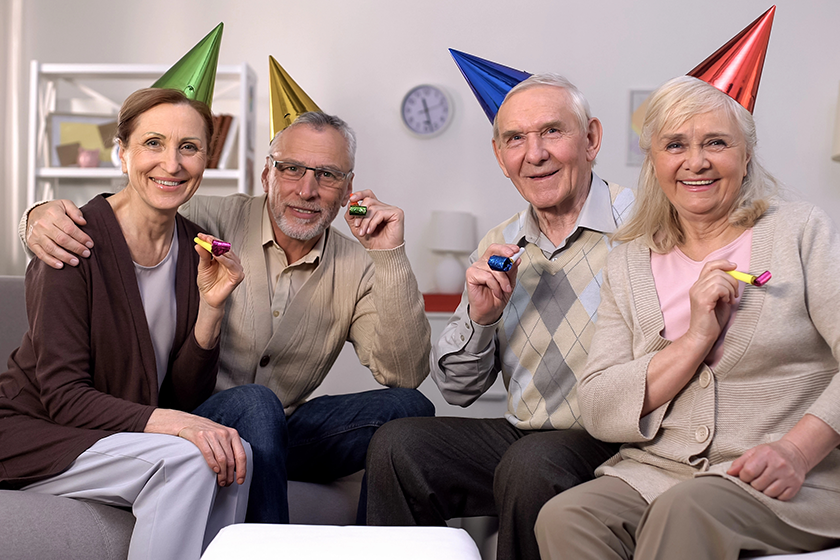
[344,190,405,250]
[684,260,739,351]
[194,233,245,309]
[466,243,521,325]
[147,409,247,487]
[26,199,93,268]
[728,439,809,501]
[178,418,248,487]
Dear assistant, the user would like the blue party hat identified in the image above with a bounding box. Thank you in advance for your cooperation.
[449,49,531,123]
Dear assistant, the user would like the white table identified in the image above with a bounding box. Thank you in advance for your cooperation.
[766,550,840,559]
[201,524,482,560]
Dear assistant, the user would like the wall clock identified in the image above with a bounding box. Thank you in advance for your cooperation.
[401,84,453,137]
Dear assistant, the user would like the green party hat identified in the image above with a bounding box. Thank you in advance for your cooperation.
[152,22,223,108]
[269,55,321,141]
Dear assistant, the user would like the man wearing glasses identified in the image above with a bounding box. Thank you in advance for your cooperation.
[21,111,434,525]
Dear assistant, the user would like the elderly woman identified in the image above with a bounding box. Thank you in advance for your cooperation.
[534,76,840,559]
[0,88,249,560]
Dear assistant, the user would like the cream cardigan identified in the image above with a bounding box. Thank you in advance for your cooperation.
[580,200,840,538]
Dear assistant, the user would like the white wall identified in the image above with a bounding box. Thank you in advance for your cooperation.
[1,0,26,275]
[7,0,840,286]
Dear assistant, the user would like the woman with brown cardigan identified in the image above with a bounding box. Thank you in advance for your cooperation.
[0,88,249,560]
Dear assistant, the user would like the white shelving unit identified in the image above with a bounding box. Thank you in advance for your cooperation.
[27,61,257,208]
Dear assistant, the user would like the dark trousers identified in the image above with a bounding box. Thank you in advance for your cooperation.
[194,384,435,524]
[365,416,619,560]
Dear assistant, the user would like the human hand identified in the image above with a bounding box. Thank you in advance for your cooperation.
[466,243,521,325]
[194,233,245,309]
[684,260,739,351]
[728,439,809,501]
[147,409,247,487]
[344,190,405,250]
[26,199,93,268]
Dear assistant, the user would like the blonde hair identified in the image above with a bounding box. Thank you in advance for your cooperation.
[613,76,779,252]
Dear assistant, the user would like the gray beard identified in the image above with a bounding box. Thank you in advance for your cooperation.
[274,196,342,242]
[277,216,328,241]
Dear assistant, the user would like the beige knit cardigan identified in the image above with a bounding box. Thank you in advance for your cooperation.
[180,193,430,414]
[580,200,840,538]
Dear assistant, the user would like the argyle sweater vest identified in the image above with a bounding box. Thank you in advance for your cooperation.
[479,182,634,430]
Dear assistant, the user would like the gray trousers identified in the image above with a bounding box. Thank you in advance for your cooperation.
[22,432,252,560]
[365,416,619,560]
[535,475,838,560]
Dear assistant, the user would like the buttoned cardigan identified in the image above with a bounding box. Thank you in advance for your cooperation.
[180,194,430,414]
[580,200,840,538]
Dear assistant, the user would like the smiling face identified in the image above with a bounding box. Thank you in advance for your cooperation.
[651,109,750,227]
[492,85,601,214]
[118,102,207,213]
[262,124,353,245]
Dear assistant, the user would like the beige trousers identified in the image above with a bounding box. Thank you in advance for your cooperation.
[535,475,837,560]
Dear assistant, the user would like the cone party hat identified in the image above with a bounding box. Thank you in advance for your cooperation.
[269,56,321,141]
[151,23,223,109]
[449,49,531,123]
[688,5,775,113]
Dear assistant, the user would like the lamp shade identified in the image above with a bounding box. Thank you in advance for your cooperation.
[428,211,477,254]
[833,84,840,162]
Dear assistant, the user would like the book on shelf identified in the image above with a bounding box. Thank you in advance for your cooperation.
[217,116,238,169]
[208,114,233,169]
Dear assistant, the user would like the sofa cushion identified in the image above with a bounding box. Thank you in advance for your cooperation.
[0,489,133,560]
[288,471,363,525]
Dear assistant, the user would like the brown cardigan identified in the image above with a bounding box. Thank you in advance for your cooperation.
[0,195,219,488]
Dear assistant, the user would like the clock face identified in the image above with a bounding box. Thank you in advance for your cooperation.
[401,85,452,137]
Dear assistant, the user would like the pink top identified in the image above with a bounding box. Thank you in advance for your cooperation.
[650,229,752,368]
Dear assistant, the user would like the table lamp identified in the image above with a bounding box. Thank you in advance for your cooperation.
[428,211,477,294]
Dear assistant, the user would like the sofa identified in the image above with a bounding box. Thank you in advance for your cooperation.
[0,275,361,560]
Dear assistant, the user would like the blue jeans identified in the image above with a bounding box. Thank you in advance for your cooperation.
[193,384,434,524]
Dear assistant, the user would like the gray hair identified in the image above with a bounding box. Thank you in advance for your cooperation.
[492,73,592,141]
[269,111,357,169]
[613,76,780,252]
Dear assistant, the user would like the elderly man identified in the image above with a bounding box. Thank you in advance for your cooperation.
[365,74,634,560]
[22,111,434,524]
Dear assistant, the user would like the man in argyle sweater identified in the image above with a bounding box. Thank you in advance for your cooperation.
[366,73,634,560]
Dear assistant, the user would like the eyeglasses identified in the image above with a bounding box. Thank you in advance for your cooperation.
[269,156,353,190]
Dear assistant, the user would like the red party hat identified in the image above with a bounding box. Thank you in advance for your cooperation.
[688,6,775,113]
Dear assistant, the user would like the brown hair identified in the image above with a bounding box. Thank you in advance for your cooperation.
[116,88,214,150]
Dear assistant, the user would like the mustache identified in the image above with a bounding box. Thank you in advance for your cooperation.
[286,202,322,212]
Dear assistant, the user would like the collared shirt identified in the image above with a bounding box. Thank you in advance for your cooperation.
[430,173,633,430]
[517,171,617,261]
[464,171,618,356]
[262,200,325,319]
